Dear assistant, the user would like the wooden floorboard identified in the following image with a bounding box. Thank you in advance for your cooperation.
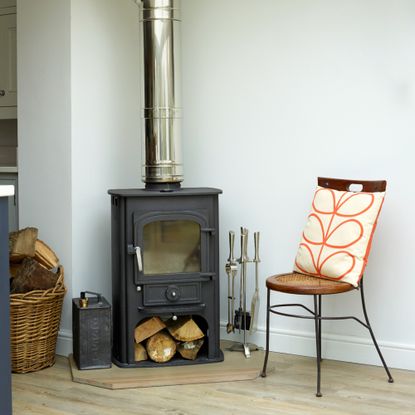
[12,347,415,415]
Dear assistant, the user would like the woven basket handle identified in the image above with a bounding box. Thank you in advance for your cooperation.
[52,266,65,293]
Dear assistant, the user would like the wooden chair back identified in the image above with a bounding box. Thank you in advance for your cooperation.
[318,177,386,193]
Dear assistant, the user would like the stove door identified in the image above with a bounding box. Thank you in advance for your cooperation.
[133,211,211,283]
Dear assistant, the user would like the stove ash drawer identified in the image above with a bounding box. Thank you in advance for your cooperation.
[142,283,201,306]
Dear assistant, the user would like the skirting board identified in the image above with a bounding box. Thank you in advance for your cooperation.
[220,321,415,371]
[56,329,72,357]
[56,324,415,371]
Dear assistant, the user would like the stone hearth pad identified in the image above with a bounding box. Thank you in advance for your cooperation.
[68,342,270,390]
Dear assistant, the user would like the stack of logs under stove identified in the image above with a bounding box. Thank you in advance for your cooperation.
[134,316,205,363]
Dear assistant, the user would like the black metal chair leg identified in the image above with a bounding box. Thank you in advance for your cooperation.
[261,287,271,377]
[313,295,322,397]
[318,294,322,363]
[359,280,394,383]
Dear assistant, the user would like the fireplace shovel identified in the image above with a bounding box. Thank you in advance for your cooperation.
[249,232,260,334]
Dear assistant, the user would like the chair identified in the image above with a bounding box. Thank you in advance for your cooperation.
[260,177,393,397]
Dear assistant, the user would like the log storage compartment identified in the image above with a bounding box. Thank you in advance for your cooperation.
[109,187,223,367]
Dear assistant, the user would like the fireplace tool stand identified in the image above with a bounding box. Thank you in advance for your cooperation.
[226,228,261,358]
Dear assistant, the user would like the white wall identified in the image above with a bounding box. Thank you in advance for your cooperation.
[18,0,415,370]
[70,0,140,306]
[17,0,141,351]
[17,0,73,332]
[181,0,415,369]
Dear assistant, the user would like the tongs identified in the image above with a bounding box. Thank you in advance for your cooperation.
[225,231,238,333]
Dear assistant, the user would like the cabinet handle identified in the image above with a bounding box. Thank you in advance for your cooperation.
[0,90,5,97]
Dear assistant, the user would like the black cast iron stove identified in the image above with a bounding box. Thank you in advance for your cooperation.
[109,187,223,367]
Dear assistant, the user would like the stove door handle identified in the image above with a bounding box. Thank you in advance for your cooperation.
[127,244,143,284]
[134,246,143,273]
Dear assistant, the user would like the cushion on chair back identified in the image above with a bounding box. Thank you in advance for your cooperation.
[294,186,385,287]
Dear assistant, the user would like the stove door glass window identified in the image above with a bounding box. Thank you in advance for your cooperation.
[143,220,201,275]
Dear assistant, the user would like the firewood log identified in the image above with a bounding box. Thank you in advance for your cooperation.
[10,257,58,293]
[9,227,38,262]
[166,316,204,342]
[34,239,60,269]
[9,262,22,279]
[177,339,204,360]
[134,316,166,344]
[134,343,148,362]
[146,332,176,363]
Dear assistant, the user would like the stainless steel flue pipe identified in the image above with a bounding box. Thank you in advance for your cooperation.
[140,0,183,185]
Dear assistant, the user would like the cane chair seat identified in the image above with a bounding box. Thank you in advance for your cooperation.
[266,273,355,295]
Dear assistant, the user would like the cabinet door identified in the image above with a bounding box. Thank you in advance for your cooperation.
[0,0,16,9]
[0,13,17,108]
[0,176,17,231]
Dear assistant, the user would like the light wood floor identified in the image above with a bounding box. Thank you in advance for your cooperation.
[12,350,415,415]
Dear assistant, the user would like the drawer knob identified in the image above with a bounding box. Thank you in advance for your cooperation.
[165,285,180,302]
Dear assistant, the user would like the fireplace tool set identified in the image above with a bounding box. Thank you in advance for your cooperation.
[225,228,261,358]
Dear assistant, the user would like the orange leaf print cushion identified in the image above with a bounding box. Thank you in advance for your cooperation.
[294,186,385,287]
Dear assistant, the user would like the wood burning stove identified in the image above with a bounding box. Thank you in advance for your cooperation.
[109,187,223,367]
[108,1,223,367]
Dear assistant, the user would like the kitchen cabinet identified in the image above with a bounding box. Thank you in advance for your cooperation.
[0,0,15,8]
[0,6,17,119]
[0,172,17,231]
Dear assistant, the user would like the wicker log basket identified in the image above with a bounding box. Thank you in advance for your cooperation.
[10,266,66,373]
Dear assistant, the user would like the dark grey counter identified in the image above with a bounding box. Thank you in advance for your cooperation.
[0,187,13,415]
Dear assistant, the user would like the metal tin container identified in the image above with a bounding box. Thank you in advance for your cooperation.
[72,291,112,370]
